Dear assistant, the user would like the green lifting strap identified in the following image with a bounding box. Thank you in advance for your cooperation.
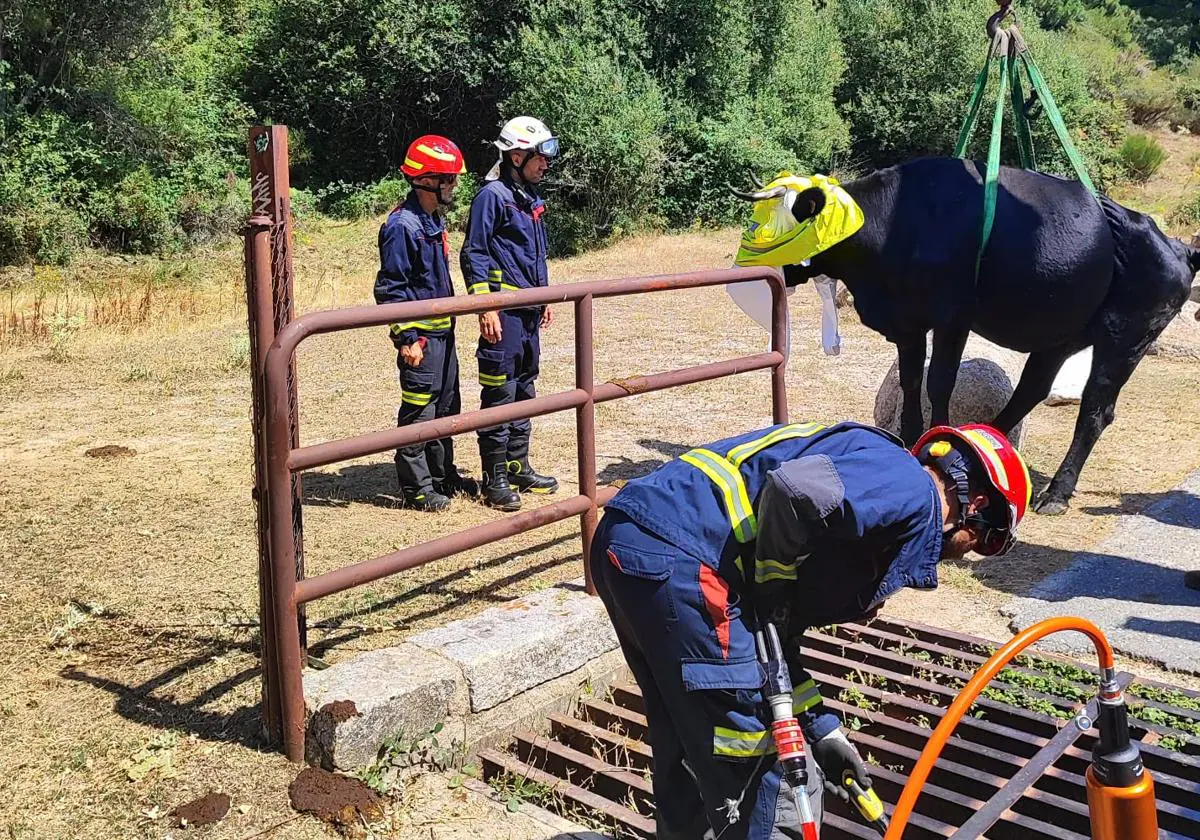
[953,12,1097,277]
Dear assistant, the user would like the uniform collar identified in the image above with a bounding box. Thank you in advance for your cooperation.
[402,190,445,235]
[868,469,944,606]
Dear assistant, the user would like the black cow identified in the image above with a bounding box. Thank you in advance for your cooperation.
[737,157,1200,514]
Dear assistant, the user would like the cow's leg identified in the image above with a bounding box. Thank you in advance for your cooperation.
[897,337,928,447]
[991,344,1082,434]
[927,326,969,428]
[1036,333,1160,516]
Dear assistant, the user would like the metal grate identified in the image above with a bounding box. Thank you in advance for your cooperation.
[480,617,1200,839]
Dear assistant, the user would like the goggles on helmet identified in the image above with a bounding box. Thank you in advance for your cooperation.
[531,137,560,158]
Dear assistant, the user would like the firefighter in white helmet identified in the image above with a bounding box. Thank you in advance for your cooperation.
[462,117,561,511]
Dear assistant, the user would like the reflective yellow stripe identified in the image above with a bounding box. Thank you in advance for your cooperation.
[478,372,507,387]
[754,558,799,584]
[390,317,452,334]
[683,421,826,562]
[402,391,433,406]
[727,422,826,466]
[792,679,822,714]
[680,449,757,543]
[713,727,774,758]
[416,143,456,162]
[499,282,519,291]
[468,283,490,295]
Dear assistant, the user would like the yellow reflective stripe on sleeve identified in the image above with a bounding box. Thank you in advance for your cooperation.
[792,679,822,714]
[713,727,774,758]
[391,317,452,333]
[478,372,507,387]
[754,558,799,584]
[498,282,519,291]
[680,449,757,543]
[467,283,491,295]
[401,391,434,406]
[727,422,826,466]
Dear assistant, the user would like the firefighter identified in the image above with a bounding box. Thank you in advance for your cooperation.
[461,116,561,511]
[374,134,478,512]
[590,420,1031,839]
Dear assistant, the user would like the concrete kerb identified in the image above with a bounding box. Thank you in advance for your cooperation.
[303,578,625,771]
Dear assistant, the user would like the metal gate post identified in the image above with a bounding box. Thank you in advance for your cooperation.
[770,273,789,424]
[248,124,305,749]
[244,207,280,741]
[575,295,598,595]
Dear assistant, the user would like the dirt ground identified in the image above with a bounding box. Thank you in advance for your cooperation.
[3,135,1200,838]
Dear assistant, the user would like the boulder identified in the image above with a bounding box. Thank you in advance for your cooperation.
[874,356,1026,448]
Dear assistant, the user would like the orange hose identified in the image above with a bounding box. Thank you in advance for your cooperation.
[883,617,1114,839]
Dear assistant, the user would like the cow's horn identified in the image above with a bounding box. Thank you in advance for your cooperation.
[745,168,764,189]
[728,184,787,202]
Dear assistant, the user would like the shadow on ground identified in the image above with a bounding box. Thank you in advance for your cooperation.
[59,533,580,747]
[955,542,1200,607]
[1079,488,1200,528]
[597,439,689,485]
[61,629,266,749]
[302,462,402,509]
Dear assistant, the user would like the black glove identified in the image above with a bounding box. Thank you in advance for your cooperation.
[811,728,872,802]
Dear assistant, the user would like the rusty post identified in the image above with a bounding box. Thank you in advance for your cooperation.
[264,341,307,761]
[769,270,789,425]
[575,296,598,595]
[243,207,279,741]
[249,124,305,754]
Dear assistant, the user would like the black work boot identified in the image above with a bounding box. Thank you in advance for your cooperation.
[1185,571,1200,592]
[404,488,451,513]
[437,468,480,500]
[507,459,559,494]
[481,460,522,511]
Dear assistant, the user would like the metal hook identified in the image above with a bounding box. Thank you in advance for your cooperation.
[987,1,1014,40]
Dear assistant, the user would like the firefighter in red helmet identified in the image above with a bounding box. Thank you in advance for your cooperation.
[374,135,477,511]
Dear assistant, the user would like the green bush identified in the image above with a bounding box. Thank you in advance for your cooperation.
[1119,132,1168,180]
[90,167,181,254]
[1169,192,1200,228]
[245,0,500,186]
[657,0,847,228]
[504,0,667,255]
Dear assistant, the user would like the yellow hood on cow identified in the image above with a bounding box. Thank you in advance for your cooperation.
[734,172,864,267]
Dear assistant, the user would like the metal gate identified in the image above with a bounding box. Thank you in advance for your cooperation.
[242,126,792,761]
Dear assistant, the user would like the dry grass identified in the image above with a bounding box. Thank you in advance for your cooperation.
[3,139,1200,837]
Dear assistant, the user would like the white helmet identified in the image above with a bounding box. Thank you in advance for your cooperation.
[487,116,560,180]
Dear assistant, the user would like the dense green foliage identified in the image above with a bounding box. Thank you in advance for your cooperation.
[2,0,1197,264]
[1118,130,1168,178]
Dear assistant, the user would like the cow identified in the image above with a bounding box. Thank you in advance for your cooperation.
[732,156,1200,514]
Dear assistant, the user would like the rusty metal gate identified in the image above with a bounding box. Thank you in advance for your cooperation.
[242,126,792,761]
[481,617,1200,838]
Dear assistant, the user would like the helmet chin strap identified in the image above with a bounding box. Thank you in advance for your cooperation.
[410,178,455,207]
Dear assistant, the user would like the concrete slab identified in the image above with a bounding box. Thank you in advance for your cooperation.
[1003,470,1200,674]
[304,643,465,770]
[410,580,620,712]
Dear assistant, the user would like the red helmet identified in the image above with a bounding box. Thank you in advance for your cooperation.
[913,424,1032,556]
[401,135,466,177]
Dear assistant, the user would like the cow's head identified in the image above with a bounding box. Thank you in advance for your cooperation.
[727,181,828,226]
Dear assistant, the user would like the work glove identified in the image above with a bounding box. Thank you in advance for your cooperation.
[811,727,872,803]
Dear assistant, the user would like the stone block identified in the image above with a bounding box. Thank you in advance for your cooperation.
[304,643,464,770]
[874,355,1026,448]
[409,583,619,712]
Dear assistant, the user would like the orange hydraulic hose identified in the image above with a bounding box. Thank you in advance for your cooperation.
[883,617,1115,839]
